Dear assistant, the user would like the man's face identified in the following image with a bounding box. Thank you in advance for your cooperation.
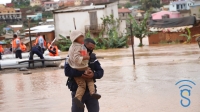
[85,42,95,51]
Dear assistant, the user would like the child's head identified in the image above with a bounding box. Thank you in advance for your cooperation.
[75,35,84,44]
[70,30,84,44]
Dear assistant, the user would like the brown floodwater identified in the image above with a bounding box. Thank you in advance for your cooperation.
[0,44,200,112]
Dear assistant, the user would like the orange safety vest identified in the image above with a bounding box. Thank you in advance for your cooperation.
[34,36,46,47]
[0,45,4,53]
[12,38,20,49]
[20,44,27,52]
[49,46,58,56]
[47,43,51,48]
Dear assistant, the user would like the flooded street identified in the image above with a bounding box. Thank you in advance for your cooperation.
[1,44,200,112]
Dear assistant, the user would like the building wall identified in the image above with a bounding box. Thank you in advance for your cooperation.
[169,1,195,11]
[0,4,5,8]
[0,8,22,21]
[180,12,191,17]
[152,11,181,20]
[190,5,200,20]
[44,2,59,11]
[30,0,42,7]
[9,27,23,32]
[119,12,129,20]
[148,26,200,45]
[104,2,119,19]
[54,2,119,37]
[119,19,127,34]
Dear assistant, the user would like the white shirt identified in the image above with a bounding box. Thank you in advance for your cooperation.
[38,36,45,48]
[15,38,21,50]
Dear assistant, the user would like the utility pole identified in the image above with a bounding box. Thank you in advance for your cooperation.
[129,23,135,65]
[28,18,32,51]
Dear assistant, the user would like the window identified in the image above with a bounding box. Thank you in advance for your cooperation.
[123,13,125,17]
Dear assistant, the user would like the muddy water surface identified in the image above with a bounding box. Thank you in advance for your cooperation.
[1,44,200,112]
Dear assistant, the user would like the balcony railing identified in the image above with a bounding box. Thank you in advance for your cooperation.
[85,24,104,33]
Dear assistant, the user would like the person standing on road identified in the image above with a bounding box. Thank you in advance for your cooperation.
[64,38,104,112]
[12,34,22,59]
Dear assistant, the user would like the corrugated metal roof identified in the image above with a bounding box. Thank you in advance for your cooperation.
[118,8,131,13]
[54,5,105,12]
[25,25,54,33]
[9,25,23,28]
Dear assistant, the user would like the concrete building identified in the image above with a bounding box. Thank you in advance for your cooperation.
[0,5,22,22]
[30,0,42,7]
[190,5,200,20]
[8,25,23,33]
[151,11,181,20]
[169,0,195,11]
[27,13,42,21]
[53,1,119,37]
[118,8,131,34]
[44,1,59,11]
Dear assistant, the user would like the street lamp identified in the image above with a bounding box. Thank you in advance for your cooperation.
[28,17,32,51]
[129,22,135,65]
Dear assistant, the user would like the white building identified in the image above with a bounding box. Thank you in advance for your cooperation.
[169,0,195,11]
[53,1,119,38]
[44,1,59,11]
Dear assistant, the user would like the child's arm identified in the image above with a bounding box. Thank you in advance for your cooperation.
[73,47,90,64]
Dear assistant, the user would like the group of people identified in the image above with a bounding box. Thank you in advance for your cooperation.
[65,30,104,112]
[0,33,59,61]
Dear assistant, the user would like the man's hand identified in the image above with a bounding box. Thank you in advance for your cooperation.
[82,70,94,79]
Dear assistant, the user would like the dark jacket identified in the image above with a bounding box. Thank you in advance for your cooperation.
[64,53,104,91]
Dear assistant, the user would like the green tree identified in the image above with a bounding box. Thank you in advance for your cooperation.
[128,12,154,47]
[125,2,132,8]
[138,0,161,11]
[42,11,53,19]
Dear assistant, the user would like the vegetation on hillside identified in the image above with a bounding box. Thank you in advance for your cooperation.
[138,0,161,11]
[12,0,30,8]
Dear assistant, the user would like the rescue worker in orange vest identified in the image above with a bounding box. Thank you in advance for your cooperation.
[47,42,51,48]
[0,45,4,60]
[20,42,27,52]
[48,43,59,56]
[34,33,46,53]
[12,34,22,59]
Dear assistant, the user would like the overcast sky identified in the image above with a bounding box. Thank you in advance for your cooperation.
[0,0,59,4]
